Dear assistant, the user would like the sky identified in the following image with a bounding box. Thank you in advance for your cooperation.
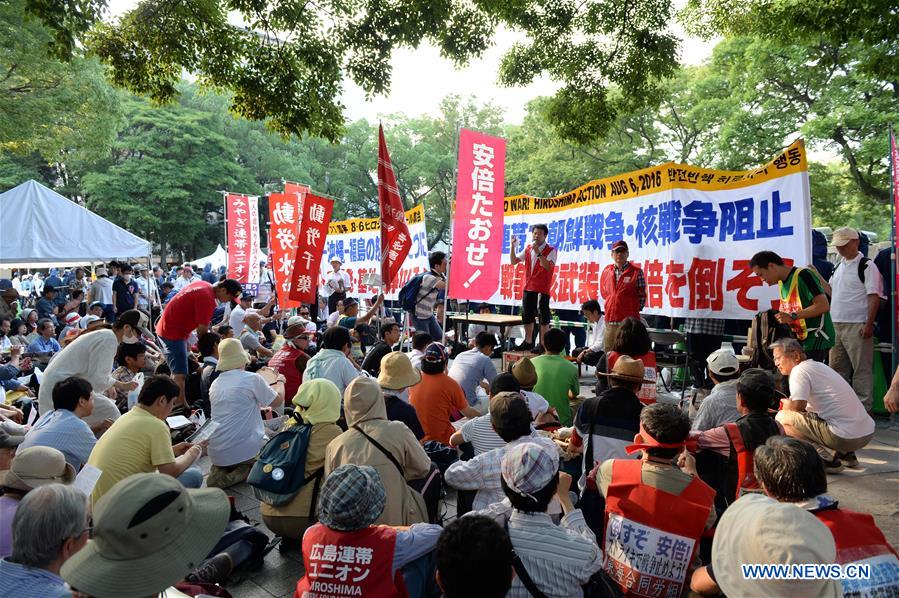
[105,0,716,125]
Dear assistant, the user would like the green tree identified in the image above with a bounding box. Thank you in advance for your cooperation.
[809,162,891,241]
[25,0,679,144]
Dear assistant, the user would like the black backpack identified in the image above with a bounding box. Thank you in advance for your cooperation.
[748,309,795,371]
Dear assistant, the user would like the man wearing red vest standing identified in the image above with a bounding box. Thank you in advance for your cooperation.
[600,240,646,350]
[596,403,716,597]
[510,224,556,350]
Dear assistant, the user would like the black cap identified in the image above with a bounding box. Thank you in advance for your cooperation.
[738,368,779,397]
[343,297,358,309]
[43,285,56,294]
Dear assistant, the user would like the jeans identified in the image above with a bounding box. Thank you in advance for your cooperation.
[177,466,204,488]
[160,336,189,375]
[412,316,443,342]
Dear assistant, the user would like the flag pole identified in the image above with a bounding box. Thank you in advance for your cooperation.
[890,125,897,377]
[441,121,463,343]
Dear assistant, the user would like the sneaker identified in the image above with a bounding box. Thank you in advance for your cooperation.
[517,341,534,351]
[530,344,545,355]
[837,451,860,468]
[824,457,844,474]
[185,553,233,584]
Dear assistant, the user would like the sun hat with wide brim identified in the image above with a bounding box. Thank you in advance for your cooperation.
[61,473,230,598]
[0,446,75,493]
[378,351,421,390]
[216,337,251,371]
[598,355,653,384]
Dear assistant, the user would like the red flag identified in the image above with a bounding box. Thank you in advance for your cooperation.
[287,194,334,304]
[378,124,413,291]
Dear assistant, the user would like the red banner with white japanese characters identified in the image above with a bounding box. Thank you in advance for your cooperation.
[378,125,413,292]
[492,139,812,319]
[288,194,334,304]
[225,193,261,284]
[269,185,308,309]
[448,129,506,301]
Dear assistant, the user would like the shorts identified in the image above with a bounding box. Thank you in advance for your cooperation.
[160,336,189,375]
[522,291,551,326]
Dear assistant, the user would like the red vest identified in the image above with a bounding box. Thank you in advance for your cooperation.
[523,244,555,295]
[603,459,715,598]
[295,524,408,598]
[601,263,643,323]
[815,508,899,596]
[269,344,306,402]
[607,351,657,405]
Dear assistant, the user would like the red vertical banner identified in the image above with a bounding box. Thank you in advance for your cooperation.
[226,193,253,283]
[288,194,334,304]
[269,185,307,309]
[378,125,413,291]
[448,129,506,300]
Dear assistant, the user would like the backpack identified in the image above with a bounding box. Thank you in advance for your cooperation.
[748,309,795,371]
[247,419,322,506]
[398,272,436,312]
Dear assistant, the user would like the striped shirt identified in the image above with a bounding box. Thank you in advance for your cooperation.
[19,409,96,470]
[459,414,505,455]
[471,500,602,597]
[444,435,557,511]
[0,558,69,597]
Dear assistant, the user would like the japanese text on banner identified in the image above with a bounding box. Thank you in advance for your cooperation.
[225,193,259,284]
[491,140,811,319]
[288,194,333,304]
[269,185,307,309]
[448,129,506,301]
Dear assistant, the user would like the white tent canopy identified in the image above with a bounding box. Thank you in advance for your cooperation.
[191,245,267,271]
[0,180,151,268]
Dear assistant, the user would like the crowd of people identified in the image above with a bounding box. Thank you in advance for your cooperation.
[0,224,896,598]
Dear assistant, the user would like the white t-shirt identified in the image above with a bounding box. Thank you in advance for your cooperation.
[587,317,605,352]
[229,304,247,331]
[207,369,277,466]
[326,310,342,328]
[173,275,199,291]
[323,270,351,297]
[516,242,558,271]
[830,253,884,323]
[787,360,875,439]
[521,390,550,418]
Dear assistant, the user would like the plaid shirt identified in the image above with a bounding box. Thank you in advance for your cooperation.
[684,317,726,335]
[110,366,138,410]
[614,263,647,312]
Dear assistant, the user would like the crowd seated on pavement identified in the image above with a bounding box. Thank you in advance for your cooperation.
[0,255,894,598]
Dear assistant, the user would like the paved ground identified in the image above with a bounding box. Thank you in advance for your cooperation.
[197,367,899,598]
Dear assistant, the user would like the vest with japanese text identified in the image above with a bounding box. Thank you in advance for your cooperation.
[295,524,407,598]
[815,507,899,597]
[524,244,555,295]
[601,263,642,323]
[268,344,305,404]
[603,459,715,597]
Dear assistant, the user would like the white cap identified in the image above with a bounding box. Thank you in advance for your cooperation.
[832,227,859,247]
[707,348,739,376]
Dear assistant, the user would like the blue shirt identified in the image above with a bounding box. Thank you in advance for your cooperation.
[447,348,497,406]
[19,409,96,469]
[0,558,69,597]
[26,336,61,354]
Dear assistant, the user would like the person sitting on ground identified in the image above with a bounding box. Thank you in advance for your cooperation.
[471,442,602,597]
[362,320,401,377]
[57,311,82,343]
[0,446,75,558]
[690,368,783,515]
[448,331,498,412]
[532,327,580,426]
[159,281,176,306]
[217,324,234,339]
[410,343,479,445]
[591,403,716,596]
[228,291,255,332]
[0,484,89,597]
[0,430,21,472]
[25,318,61,355]
[295,464,443,598]
[569,356,646,486]
[261,379,343,542]
[449,373,523,456]
[206,339,284,488]
[268,323,310,403]
[326,299,345,328]
[85,301,105,320]
[60,473,231,597]
[38,309,152,431]
[772,338,875,472]
[692,493,840,597]
[86,375,206,504]
[436,515,514,598]
[339,295,384,359]
[110,341,146,411]
[196,331,222,413]
[691,348,742,431]
[35,285,59,323]
[19,377,97,469]
[303,326,360,395]
[408,331,432,370]
[743,436,898,597]
[571,299,605,368]
[446,392,556,511]
[510,356,551,420]
[377,352,426,441]
[596,316,657,404]
[239,312,274,359]
[326,378,432,526]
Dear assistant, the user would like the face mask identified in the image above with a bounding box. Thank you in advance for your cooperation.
[123,329,140,344]
[123,275,132,282]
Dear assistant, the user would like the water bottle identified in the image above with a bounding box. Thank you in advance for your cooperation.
[552,314,560,329]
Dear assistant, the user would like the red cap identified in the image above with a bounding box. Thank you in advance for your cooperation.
[611,240,629,251]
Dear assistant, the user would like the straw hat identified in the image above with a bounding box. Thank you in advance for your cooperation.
[598,355,652,384]
[216,338,250,371]
[0,446,75,493]
[378,352,421,390]
[511,356,538,388]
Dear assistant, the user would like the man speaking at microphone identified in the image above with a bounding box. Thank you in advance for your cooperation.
[509,224,557,351]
